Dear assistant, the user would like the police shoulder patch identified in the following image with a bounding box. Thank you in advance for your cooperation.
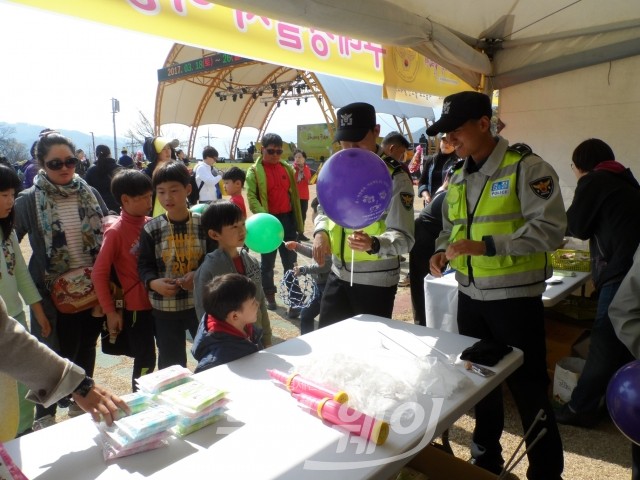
[529,176,554,199]
[400,192,414,210]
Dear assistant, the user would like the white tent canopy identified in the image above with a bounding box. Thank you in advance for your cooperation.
[209,0,640,209]
[155,45,435,157]
[156,46,435,129]
[211,0,640,91]
[316,74,434,120]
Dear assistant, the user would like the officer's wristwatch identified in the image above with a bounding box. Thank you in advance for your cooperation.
[73,376,95,398]
[367,236,381,255]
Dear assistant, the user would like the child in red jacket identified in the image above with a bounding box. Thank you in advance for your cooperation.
[293,149,311,241]
[92,170,156,391]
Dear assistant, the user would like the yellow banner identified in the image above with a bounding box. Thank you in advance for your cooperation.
[382,46,473,104]
[7,0,384,85]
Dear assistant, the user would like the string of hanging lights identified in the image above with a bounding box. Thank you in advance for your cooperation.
[214,73,320,107]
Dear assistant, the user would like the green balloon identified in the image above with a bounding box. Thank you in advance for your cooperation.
[190,203,208,214]
[245,213,284,253]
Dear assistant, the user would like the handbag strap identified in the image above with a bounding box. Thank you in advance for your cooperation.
[110,266,140,297]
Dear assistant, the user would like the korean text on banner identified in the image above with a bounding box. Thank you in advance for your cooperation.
[7,0,385,85]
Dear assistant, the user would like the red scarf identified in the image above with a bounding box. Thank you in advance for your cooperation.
[594,160,626,173]
[206,314,253,339]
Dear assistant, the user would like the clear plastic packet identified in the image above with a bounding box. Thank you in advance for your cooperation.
[120,391,152,408]
[172,414,224,437]
[169,397,229,420]
[118,391,152,416]
[176,404,227,428]
[115,404,179,441]
[135,365,192,394]
[102,436,169,461]
[158,381,226,414]
[99,424,170,450]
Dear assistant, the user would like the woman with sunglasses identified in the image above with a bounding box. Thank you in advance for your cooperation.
[14,133,109,428]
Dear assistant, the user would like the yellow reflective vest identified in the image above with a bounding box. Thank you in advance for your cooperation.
[447,148,548,288]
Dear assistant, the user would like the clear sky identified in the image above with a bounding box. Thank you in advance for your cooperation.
[0,1,427,157]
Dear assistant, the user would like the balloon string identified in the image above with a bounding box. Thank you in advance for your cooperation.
[350,249,354,287]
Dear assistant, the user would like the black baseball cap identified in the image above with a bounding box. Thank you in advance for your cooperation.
[426,91,492,136]
[334,102,377,142]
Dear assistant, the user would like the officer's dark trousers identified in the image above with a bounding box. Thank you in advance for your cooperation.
[318,272,397,328]
[458,292,564,480]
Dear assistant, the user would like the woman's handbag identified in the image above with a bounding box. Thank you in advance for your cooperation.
[50,267,99,314]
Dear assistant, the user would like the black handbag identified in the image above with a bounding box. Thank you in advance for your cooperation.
[100,267,138,357]
[101,318,134,357]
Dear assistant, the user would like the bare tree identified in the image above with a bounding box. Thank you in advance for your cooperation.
[0,125,16,152]
[125,110,193,159]
[125,111,156,150]
[0,126,28,164]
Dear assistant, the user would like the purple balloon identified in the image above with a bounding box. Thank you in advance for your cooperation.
[316,148,392,230]
[607,360,640,445]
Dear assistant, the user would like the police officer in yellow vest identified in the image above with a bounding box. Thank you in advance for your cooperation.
[428,92,566,480]
[313,103,415,327]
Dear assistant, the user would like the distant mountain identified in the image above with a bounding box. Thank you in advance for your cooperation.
[1,122,130,161]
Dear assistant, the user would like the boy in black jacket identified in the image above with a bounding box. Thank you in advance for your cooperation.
[191,273,263,372]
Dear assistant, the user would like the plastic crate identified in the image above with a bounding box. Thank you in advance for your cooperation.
[551,249,590,272]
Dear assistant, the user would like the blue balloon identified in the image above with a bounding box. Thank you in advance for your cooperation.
[607,360,640,445]
[316,148,392,230]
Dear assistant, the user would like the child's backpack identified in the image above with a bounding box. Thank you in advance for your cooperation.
[188,164,204,205]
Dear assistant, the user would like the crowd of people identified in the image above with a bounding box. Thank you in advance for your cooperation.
[0,129,317,438]
[1,93,638,479]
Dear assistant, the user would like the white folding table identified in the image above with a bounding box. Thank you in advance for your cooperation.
[4,314,523,480]
[424,271,592,332]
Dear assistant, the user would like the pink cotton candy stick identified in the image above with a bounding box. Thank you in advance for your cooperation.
[267,369,348,403]
[292,392,389,445]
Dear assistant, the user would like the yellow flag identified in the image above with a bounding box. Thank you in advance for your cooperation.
[383,46,474,104]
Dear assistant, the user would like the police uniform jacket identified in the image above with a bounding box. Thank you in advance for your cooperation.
[435,136,567,301]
